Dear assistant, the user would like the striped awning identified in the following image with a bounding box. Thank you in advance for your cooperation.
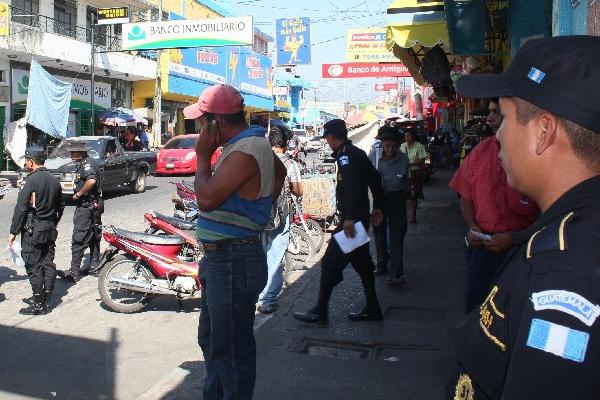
[387,0,444,14]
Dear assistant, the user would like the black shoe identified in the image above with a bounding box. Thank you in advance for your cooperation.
[293,308,328,324]
[257,304,278,314]
[348,307,383,322]
[57,270,79,283]
[44,291,52,314]
[19,294,46,315]
[374,268,388,276]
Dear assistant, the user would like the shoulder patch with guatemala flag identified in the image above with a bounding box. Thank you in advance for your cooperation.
[532,290,600,326]
[526,318,589,363]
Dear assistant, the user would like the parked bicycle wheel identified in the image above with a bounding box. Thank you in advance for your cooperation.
[287,225,315,269]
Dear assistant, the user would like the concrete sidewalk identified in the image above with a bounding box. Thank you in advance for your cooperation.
[143,167,466,400]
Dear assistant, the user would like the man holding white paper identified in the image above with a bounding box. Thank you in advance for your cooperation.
[294,119,385,324]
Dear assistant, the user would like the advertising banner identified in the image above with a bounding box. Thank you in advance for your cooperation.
[167,46,272,98]
[122,16,254,50]
[97,6,130,25]
[322,63,410,78]
[0,2,9,37]
[12,69,111,109]
[374,83,399,91]
[272,86,289,96]
[276,17,311,65]
[346,28,396,63]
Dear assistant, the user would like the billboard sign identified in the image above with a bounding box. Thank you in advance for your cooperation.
[97,6,130,25]
[346,28,396,63]
[322,63,410,78]
[122,16,254,51]
[374,83,399,91]
[272,86,289,96]
[276,17,311,65]
[167,46,272,98]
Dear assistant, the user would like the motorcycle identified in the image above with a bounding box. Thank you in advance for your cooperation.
[97,225,201,313]
[143,211,201,257]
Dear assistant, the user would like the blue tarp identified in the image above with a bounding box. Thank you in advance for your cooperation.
[26,59,72,138]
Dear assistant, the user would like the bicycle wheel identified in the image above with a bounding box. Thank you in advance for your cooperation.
[301,218,324,253]
[287,226,315,269]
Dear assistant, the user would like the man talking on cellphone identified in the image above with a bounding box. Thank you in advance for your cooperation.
[184,84,285,400]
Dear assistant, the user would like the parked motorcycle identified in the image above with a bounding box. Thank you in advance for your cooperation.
[97,225,200,313]
[144,211,201,257]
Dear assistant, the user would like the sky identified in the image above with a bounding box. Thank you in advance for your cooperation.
[210,0,399,104]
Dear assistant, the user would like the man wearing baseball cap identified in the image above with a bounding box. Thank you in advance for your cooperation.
[184,84,286,399]
[451,36,600,399]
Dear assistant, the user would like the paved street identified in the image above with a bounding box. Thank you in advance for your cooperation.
[0,175,206,399]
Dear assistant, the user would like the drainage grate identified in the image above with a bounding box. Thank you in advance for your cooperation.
[297,340,370,360]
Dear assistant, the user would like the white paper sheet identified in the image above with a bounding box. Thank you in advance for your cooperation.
[9,242,25,267]
[333,221,370,254]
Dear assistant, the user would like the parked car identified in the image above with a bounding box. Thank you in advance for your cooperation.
[306,135,324,152]
[156,134,221,175]
[19,136,157,195]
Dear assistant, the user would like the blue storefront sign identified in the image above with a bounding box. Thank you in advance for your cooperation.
[276,17,311,66]
[167,12,273,110]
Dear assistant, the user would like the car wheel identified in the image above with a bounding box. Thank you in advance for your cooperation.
[132,171,147,193]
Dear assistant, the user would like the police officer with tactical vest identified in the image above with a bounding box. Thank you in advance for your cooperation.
[57,142,103,282]
[294,119,385,324]
[9,147,64,315]
[451,36,600,399]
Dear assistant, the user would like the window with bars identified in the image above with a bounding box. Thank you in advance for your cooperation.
[54,0,77,38]
[11,0,40,27]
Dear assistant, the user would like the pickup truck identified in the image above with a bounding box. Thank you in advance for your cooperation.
[19,136,157,196]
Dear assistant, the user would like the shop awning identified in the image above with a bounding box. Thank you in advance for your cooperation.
[387,0,444,14]
[386,20,450,85]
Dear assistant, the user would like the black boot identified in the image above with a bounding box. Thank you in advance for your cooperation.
[57,270,79,283]
[348,288,383,321]
[19,293,46,315]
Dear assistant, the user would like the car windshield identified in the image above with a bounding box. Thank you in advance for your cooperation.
[49,139,103,159]
[311,136,322,141]
[164,137,196,149]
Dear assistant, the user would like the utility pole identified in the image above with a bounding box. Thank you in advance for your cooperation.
[90,23,95,135]
[153,0,163,148]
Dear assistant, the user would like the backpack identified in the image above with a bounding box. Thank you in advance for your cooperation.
[264,154,292,231]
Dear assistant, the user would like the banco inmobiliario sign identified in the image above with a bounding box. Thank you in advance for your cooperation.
[122,16,253,51]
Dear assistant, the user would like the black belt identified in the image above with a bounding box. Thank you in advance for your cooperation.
[202,236,260,252]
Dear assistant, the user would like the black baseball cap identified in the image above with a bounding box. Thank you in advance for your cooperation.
[456,35,600,134]
[323,119,348,139]
[24,147,46,165]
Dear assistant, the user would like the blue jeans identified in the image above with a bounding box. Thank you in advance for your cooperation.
[257,216,290,307]
[198,240,267,400]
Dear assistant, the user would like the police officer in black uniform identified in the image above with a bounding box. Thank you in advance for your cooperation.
[9,147,64,315]
[57,142,103,282]
[294,119,385,324]
[450,36,600,399]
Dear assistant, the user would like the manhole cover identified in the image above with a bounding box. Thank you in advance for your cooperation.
[298,340,371,359]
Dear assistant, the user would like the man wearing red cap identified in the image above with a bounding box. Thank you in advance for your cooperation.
[184,84,286,400]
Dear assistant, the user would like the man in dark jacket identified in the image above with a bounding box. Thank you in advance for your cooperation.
[9,147,64,315]
[294,119,385,324]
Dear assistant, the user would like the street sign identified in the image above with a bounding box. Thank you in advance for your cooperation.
[322,63,410,78]
[374,83,398,91]
[97,6,130,25]
[346,28,397,63]
[122,16,254,51]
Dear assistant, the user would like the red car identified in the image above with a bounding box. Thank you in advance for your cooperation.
[156,134,222,175]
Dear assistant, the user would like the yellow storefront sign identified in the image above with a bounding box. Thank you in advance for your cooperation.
[0,3,10,37]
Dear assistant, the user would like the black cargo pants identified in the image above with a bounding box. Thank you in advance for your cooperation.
[21,228,57,295]
[70,203,103,274]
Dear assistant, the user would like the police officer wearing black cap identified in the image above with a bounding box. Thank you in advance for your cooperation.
[57,141,103,282]
[8,147,64,315]
[451,36,600,399]
[294,119,385,324]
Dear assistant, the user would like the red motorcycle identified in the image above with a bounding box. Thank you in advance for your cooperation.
[97,225,200,313]
[144,211,200,253]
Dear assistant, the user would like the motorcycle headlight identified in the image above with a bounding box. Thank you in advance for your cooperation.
[184,152,196,161]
